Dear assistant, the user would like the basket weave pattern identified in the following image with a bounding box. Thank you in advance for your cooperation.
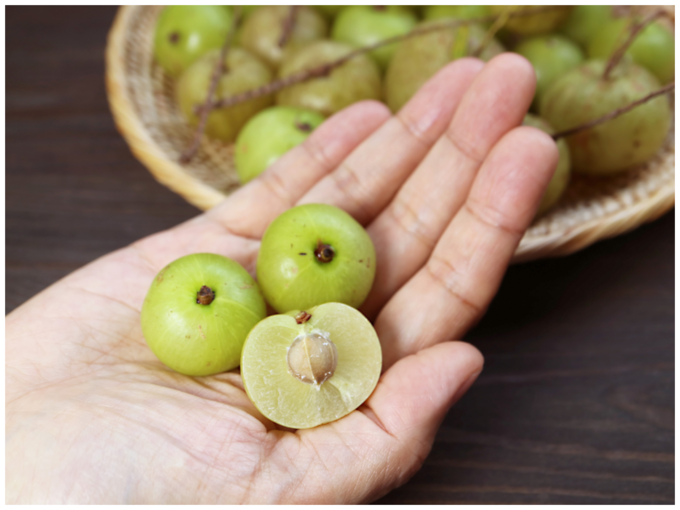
[106,6,675,262]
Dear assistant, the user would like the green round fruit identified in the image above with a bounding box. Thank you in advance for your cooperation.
[515,34,584,110]
[559,5,613,48]
[141,253,267,377]
[239,6,328,70]
[385,20,504,112]
[176,48,273,143]
[588,18,675,85]
[276,40,382,117]
[241,302,382,429]
[331,6,418,71]
[154,6,233,78]
[522,114,571,216]
[235,106,326,184]
[539,60,671,175]
[489,5,572,36]
[424,5,491,22]
[257,204,376,313]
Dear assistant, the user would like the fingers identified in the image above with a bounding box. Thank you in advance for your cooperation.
[201,100,392,239]
[298,58,485,226]
[377,126,559,368]
[362,53,536,318]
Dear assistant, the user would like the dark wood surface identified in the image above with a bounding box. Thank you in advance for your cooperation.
[6,6,674,505]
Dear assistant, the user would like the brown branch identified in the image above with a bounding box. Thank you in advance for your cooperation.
[197,5,565,113]
[472,6,513,58]
[552,82,675,141]
[179,7,241,164]
[603,9,664,80]
[278,6,299,48]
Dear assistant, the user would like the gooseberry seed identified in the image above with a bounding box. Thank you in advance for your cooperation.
[287,331,338,385]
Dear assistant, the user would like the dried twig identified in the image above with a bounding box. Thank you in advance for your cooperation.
[278,5,299,48]
[603,9,665,80]
[179,7,241,164]
[196,5,565,114]
[552,82,674,141]
[472,6,513,58]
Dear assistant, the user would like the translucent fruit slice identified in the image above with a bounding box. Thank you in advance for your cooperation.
[241,302,382,429]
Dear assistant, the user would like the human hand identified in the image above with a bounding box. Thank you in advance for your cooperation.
[6,53,557,504]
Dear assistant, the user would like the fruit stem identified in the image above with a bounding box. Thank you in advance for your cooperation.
[278,5,299,48]
[552,81,675,141]
[603,9,664,81]
[196,285,215,305]
[179,6,242,164]
[295,311,312,324]
[315,241,335,263]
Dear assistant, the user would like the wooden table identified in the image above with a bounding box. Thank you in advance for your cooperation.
[6,6,674,504]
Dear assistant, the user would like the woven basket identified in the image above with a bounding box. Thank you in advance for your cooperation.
[105,5,675,262]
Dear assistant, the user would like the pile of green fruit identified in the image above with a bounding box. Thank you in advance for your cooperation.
[155,5,673,214]
[141,204,381,429]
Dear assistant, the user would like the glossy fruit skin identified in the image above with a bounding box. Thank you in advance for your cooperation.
[141,253,267,377]
[559,5,613,48]
[588,19,675,85]
[241,302,382,429]
[515,35,584,110]
[331,6,418,71]
[176,48,273,143]
[276,40,382,117]
[522,114,571,216]
[257,204,376,313]
[235,106,326,184]
[424,5,491,22]
[239,6,328,70]
[489,6,572,36]
[385,21,504,112]
[154,6,233,78]
[539,60,671,175]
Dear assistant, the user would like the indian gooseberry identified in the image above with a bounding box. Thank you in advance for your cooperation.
[176,48,273,143]
[239,6,328,71]
[489,6,573,36]
[588,18,675,85]
[515,34,584,111]
[276,40,382,117]
[235,106,326,184]
[522,114,571,216]
[153,5,233,78]
[331,6,418,71]
[424,5,491,23]
[559,5,613,48]
[140,253,267,377]
[241,302,382,429]
[385,21,504,112]
[539,59,671,176]
[257,203,376,313]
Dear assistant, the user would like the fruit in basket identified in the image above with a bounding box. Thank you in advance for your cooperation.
[588,18,675,85]
[241,302,382,429]
[257,204,376,313]
[489,6,572,36]
[559,5,613,48]
[515,34,584,110]
[153,5,233,78]
[331,6,418,71]
[276,40,382,117]
[176,48,273,143]
[239,6,328,70]
[235,106,326,184]
[424,5,491,22]
[140,253,267,377]
[385,21,504,112]
[522,114,571,216]
[539,60,671,175]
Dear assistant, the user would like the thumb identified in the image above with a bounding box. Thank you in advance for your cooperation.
[365,340,483,480]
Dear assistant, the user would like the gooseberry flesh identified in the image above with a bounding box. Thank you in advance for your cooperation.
[241,302,382,429]
[257,203,376,313]
[141,253,267,377]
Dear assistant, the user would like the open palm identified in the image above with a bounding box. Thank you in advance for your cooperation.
[6,54,557,504]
